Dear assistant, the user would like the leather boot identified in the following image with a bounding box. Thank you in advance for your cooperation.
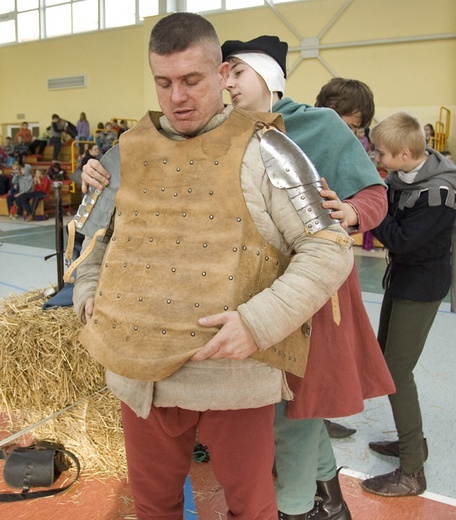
[308,468,352,520]
[278,512,308,519]
[324,420,356,439]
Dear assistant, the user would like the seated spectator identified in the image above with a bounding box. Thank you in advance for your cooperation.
[47,162,65,181]
[29,126,51,156]
[111,118,122,136]
[6,162,21,217]
[4,136,15,158]
[96,122,117,153]
[13,135,29,165]
[12,164,34,220]
[80,143,101,169]
[0,168,10,195]
[15,122,33,145]
[0,146,9,166]
[118,119,129,137]
[424,123,435,147]
[17,168,52,221]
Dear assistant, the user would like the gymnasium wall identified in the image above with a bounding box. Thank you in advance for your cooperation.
[1,0,455,152]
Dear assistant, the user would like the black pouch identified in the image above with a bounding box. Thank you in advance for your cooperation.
[0,440,80,502]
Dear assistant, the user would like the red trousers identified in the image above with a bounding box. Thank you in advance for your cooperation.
[121,402,277,520]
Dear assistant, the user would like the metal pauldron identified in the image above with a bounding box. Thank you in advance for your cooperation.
[257,123,338,234]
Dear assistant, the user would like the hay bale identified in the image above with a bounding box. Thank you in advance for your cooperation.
[0,290,127,479]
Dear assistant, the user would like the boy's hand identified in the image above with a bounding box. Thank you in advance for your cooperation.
[81,159,110,194]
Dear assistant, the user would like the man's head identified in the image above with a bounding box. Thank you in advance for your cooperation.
[52,114,60,122]
[148,12,228,136]
[370,111,426,172]
[315,77,375,132]
[21,122,29,129]
[222,36,288,112]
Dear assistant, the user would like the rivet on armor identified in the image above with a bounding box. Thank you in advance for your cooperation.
[146,264,150,269]
[195,303,200,307]
[209,215,214,220]
[176,167,180,172]
[249,293,253,297]
[143,189,147,193]
[276,261,279,265]
[315,220,320,225]
[209,190,214,195]
[176,239,180,244]
[105,262,108,267]
[161,187,165,191]
[123,263,127,267]
[214,161,219,165]
[144,161,147,166]
[112,324,116,329]
[172,267,176,272]
[224,306,228,310]
[265,256,269,261]
[94,319,98,324]
[163,159,167,164]
[135,211,138,216]
[162,330,166,334]
[188,188,192,193]
[128,237,132,241]
[233,247,238,252]
[285,168,290,173]
[174,192,178,197]
[99,291,102,296]
[256,251,260,256]
[190,160,194,165]
[203,243,208,248]
[149,238,153,242]
[242,246,247,250]
[236,218,241,222]
[156,212,160,216]
[202,272,206,276]
[139,297,143,301]
[167,299,171,304]
[117,293,121,298]
[182,212,187,217]
[191,332,196,337]
[134,326,139,331]
[118,211,122,216]
[228,275,234,280]
[111,236,116,241]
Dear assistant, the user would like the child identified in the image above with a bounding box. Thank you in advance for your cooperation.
[222,36,394,519]
[6,162,21,217]
[363,111,456,497]
[12,163,34,220]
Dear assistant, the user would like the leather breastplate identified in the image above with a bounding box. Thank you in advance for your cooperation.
[79,109,309,380]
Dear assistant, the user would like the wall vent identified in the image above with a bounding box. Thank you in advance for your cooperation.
[47,75,87,90]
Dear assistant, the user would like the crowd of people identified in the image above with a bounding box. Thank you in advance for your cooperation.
[1,11,455,520]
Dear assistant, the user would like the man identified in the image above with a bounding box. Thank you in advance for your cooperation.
[72,13,353,519]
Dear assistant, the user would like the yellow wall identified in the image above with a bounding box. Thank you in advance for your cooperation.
[1,0,455,152]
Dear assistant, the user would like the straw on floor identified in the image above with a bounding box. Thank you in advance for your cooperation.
[0,290,127,479]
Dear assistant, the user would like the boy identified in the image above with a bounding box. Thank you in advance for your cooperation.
[363,111,456,496]
[315,77,375,134]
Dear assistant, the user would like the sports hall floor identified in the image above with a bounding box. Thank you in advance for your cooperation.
[0,215,455,519]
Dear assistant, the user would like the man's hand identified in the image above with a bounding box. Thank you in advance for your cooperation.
[320,177,358,229]
[81,159,111,194]
[191,311,258,361]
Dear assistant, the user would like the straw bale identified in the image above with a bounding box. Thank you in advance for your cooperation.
[0,290,127,479]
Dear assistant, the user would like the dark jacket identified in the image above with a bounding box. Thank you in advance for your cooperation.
[372,149,456,302]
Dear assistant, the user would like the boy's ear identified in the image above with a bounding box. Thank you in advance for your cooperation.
[401,148,412,160]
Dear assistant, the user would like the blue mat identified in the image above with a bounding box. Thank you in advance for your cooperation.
[184,476,198,518]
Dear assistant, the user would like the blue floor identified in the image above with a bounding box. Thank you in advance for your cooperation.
[1,217,455,505]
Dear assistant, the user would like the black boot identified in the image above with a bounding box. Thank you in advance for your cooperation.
[278,512,308,519]
[308,468,352,520]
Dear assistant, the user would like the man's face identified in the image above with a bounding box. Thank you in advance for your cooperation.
[150,44,229,135]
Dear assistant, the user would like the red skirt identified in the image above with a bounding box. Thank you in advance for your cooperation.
[286,264,395,419]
